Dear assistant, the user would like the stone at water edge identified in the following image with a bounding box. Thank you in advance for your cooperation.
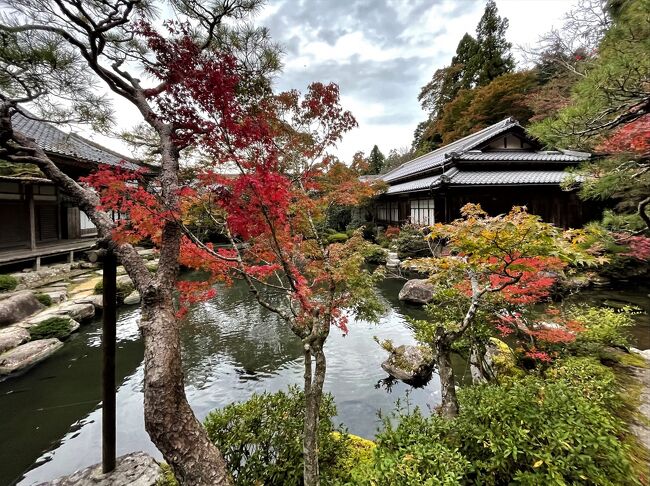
[0,290,44,326]
[0,338,63,376]
[398,279,435,305]
[36,451,164,486]
[381,344,435,384]
[123,290,141,305]
[0,326,30,354]
[55,302,95,322]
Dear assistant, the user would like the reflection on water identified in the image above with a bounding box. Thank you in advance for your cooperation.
[0,279,647,485]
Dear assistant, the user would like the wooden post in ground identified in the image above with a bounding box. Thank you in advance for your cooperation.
[102,248,117,473]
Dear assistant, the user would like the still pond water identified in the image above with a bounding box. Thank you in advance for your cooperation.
[1,279,648,485]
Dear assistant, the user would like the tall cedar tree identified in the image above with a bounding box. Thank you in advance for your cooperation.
[367,145,385,175]
[0,2,281,484]
[474,0,515,86]
[413,0,514,154]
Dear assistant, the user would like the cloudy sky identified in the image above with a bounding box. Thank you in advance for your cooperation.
[91,0,578,162]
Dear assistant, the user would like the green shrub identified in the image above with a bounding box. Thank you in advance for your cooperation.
[356,372,639,485]
[393,224,431,259]
[456,377,636,485]
[547,356,618,408]
[29,317,73,340]
[570,305,634,349]
[352,410,470,485]
[0,274,18,292]
[362,244,387,265]
[35,293,52,307]
[327,232,349,244]
[94,280,103,294]
[203,387,348,486]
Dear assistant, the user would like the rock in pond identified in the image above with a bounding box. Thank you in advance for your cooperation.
[37,451,164,486]
[56,301,95,322]
[0,326,30,354]
[398,279,435,305]
[381,343,435,384]
[0,291,43,326]
[0,338,63,376]
[123,290,141,306]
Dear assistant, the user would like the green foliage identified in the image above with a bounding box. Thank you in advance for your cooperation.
[361,243,387,265]
[330,433,376,483]
[203,387,348,486]
[392,224,431,259]
[547,356,618,408]
[366,145,385,175]
[351,408,469,486]
[35,293,52,307]
[327,232,349,244]
[531,0,650,150]
[28,317,73,340]
[456,376,636,485]
[156,463,179,486]
[355,367,638,485]
[0,274,18,292]
[570,305,634,349]
[473,0,515,86]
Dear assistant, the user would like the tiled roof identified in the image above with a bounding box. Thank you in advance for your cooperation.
[381,117,518,183]
[11,112,138,169]
[450,170,570,185]
[385,174,442,194]
[457,151,589,162]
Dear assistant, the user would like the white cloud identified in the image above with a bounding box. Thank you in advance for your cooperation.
[82,0,580,164]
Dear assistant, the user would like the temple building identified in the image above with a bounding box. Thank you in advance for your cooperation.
[0,112,137,269]
[374,117,598,228]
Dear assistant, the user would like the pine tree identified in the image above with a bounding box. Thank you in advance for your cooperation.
[473,0,515,86]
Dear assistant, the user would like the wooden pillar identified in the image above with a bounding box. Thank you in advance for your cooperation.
[28,186,36,250]
[102,249,117,474]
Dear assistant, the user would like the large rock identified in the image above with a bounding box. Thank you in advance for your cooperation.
[0,338,63,376]
[123,291,141,306]
[0,291,44,326]
[75,294,103,311]
[37,452,164,486]
[381,343,435,384]
[0,326,30,354]
[398,279,435,305]
[56,302,95,322]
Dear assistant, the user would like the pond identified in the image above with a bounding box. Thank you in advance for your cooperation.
[0,279,648,485]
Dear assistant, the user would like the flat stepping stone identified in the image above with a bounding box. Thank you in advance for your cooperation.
[0,326,30,354]
[38,451,164,486]
[123,291,141,305]
[0,338,63,376]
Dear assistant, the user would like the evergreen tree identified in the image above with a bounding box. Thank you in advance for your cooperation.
[418,34,479,117]
[473,0,515,86]
[367,145,385,174]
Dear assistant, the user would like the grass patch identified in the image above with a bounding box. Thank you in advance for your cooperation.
[29,317,73,340]
[35,293,53,307]
[0,274,18,292]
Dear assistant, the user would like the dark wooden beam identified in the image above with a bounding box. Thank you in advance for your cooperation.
[102,249,117,474]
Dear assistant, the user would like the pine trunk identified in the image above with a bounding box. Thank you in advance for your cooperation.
[140,297,232,485]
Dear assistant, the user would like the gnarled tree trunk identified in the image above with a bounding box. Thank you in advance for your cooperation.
[140,295,232,485]
[435,330,459,419]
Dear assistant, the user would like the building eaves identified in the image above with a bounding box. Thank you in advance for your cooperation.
[385,174,442,194]
[448,170,571,186]
[381,117,518,183]
[11,112,139,170]
[456,151,588,162]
